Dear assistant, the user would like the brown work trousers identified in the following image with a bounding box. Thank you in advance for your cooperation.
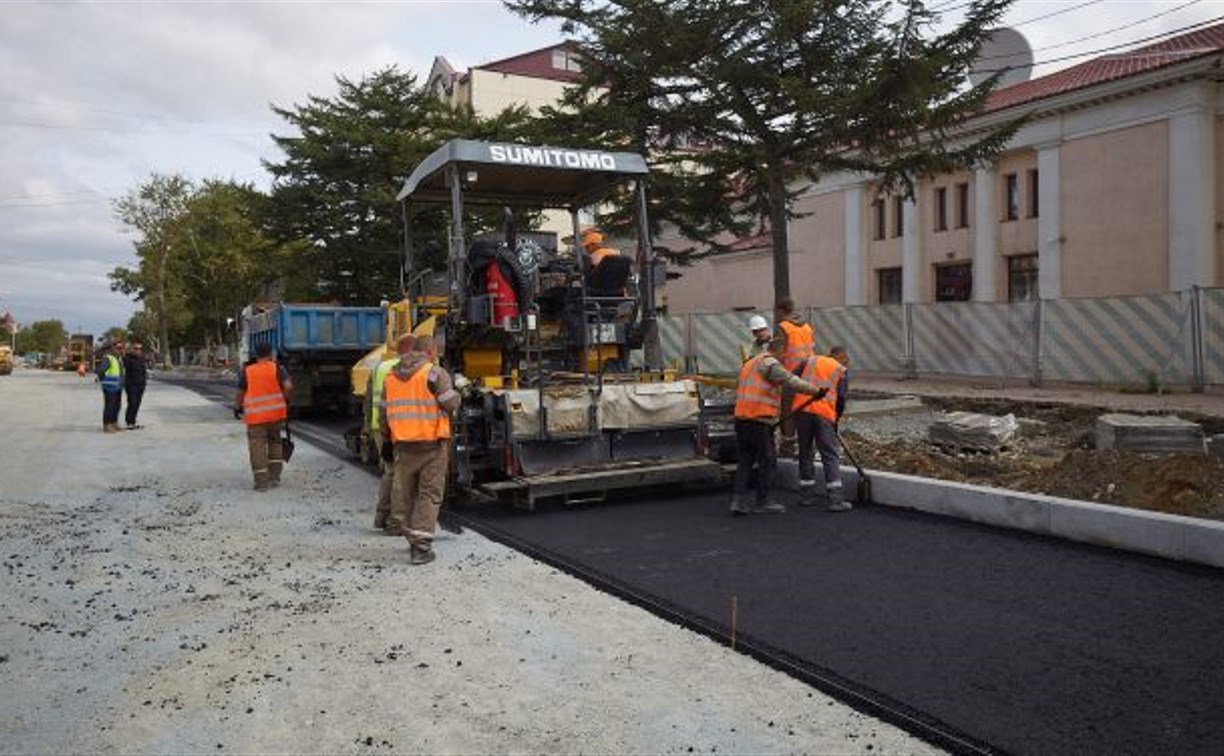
[247,420,284,489]
[392,440,449,550]
[375,435,403,530]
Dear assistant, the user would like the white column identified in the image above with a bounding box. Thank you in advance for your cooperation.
[843,185,866,305]
[1036,144,1062,299]
[901,198,921,302]
[1168,109,1216,290]
[973,166,998,302]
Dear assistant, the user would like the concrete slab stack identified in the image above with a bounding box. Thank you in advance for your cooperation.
[1094,413,1206,453]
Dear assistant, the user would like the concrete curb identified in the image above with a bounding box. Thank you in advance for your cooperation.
[775,459,1224,570]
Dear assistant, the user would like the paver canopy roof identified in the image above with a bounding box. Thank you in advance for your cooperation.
[396,139,649,208]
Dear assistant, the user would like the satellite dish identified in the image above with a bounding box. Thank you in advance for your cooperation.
[969,27,1033,89]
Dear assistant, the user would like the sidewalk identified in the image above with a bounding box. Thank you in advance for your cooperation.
[854,372,1224,419]
[0,370,932,754]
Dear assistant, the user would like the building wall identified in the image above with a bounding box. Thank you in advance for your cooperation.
[663,250,776,314]
[1060,120,1169,297]
[865,191,903,302]
[468,70,573,115]
[1217,115,1224,285]
[921,171,975,298]
[790,190,846,306]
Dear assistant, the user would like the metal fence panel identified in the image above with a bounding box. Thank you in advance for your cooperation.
[657,315,686,368]
[689,312,754,374]
[810,305,906,373]
[910,302,1037,378]
[1202,288,1224,385]
[1042,293,1193,386]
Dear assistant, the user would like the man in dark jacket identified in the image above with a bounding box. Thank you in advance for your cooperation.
[122,340,148,429]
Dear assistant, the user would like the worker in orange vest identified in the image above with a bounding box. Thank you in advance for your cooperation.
[379,334,462,565]
[795,346,852,512]
[774,297,816,453]
[581,228,621,269]
[731,335,829,516]
[234,342,293,491]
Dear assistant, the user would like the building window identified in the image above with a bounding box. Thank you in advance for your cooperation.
[1004,173,1019,221]
[872,198,886,241]
[935,263,972,301]
[934,187,948,232]
[878,267,902,304]
[551,49,581,72]
[1008,254,1039,302]
[1027,169,1039,218]
[956,182,970,228]
[893,196,904,238]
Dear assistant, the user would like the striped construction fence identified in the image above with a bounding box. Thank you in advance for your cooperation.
[808,305,906,374]
[659,286,1223,388]
[910,301,1037,379]
[1200,287,1224,386]
[1041,292,1194,386]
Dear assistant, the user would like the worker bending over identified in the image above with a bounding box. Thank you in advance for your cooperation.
[731,335,828,516]
[379,335,461,565]
[795,346,852,512]
[365,336,405,533]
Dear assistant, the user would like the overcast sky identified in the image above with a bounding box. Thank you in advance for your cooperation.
[1,0,1222,336]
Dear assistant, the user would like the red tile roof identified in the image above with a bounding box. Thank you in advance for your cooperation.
[985,21,1224,113]
[473,43,584,83]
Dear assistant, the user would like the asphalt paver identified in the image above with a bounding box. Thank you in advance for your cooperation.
[462,490,1224,756]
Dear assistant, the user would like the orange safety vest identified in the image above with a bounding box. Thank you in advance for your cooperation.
[734,354,781,420]
[588,246,619,267]
[778,320,815,371]
[384,363,452,443]
[794,355,845,422]
[243,361,288,425]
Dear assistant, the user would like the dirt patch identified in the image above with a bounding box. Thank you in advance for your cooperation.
[844,396,1224,520]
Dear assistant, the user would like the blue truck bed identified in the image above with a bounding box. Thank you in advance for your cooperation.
[244,304,385,412]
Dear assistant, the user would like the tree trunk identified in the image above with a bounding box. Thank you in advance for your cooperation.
[158,245,171,368]
[767,162,791,307]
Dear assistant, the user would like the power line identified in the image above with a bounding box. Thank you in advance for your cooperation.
[1011,0,1107,28]
[977,0,1205,59]
[975,14,1224,72]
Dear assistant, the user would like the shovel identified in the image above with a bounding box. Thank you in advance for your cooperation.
[835,426,871,504]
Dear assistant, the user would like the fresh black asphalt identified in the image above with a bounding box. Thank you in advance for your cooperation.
[461,490,1224,756]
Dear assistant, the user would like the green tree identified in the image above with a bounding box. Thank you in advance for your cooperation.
[508,0,1020,304]
[103,326,127,343]
[111,174,194,366]
[263,67,536,304]
[14,320,68,354]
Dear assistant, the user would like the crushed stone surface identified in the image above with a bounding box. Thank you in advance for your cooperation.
[0,370,937,755]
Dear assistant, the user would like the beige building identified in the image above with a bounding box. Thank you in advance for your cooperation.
[427,43,582,116]
[666,24,1224,313]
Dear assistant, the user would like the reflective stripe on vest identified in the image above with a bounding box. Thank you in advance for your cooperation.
[101,354,122,393]
[794,356,845,421]
[368,357,401,432]
[243,361,288,425]
[778,320,815,371]
[734,354,781,420]
[385,363,451,442]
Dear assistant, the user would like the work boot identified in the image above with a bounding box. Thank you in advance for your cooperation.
[103,424,116,434]
[253,471,269,492]
[827,498,853,512]
[409,546,436,566]
[373,511,388,530]
[268,462,283,488]
[728,495,751,516]
[752,499,787,514]
[798,489,825,507]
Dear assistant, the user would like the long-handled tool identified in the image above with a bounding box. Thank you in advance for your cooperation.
[770,389,827,431]
[835,426,871,504]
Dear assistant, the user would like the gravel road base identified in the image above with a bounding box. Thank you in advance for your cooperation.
[0,370,937,755]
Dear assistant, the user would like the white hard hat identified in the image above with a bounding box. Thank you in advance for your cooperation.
[748,315,769,331]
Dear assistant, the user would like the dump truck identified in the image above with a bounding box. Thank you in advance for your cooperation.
[242,303,386,412]
[0,346,13,376]
[387,139,721,509]
[66,334,94,373]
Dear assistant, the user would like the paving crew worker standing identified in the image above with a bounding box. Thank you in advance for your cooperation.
[746,314,772,357]
[122,339,148,429]
[96,340,124,433]
[795,345,852,511]
[379,335,461,565]
[364,335,405,533]
[774,298,816,452]
[235,342,293,491]
[731,335,829,515]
